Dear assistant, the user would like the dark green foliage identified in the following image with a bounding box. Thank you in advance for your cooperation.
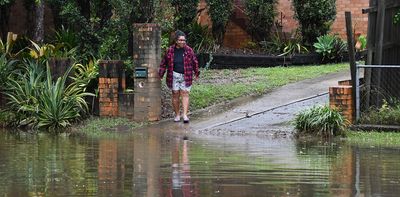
[187,22,216,53]
[292,0,336,46]
[206,0,234,44]
[0,54,17,88]
[244,0,277,41]
[394,10,400,24]
[171,0,199,33]
[5,60,93,130]
[294,105,346,138]
[47,0,158,60]
[313,34,347,63]
[360,99,400,125]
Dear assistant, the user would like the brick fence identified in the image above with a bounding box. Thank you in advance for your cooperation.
[329,80,354,124]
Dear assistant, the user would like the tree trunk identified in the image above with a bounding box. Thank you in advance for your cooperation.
[33,0,45,43]
[0,4,11,39]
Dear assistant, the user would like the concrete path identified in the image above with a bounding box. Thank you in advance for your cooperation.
[141,70,351,135]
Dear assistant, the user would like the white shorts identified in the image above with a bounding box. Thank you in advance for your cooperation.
[172,71,191,92]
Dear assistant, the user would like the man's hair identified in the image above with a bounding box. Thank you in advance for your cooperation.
[174,30,186,40]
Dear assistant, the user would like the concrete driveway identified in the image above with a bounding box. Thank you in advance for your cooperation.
[140,70,351,136]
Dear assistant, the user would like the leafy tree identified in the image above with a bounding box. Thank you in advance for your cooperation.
[244,0,277,41]
[47,0,158,60]
[171,0,199,33]
[292,0,336,46]
[206,0,234,44]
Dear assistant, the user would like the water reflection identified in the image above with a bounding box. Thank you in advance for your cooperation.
[0,128,399,196]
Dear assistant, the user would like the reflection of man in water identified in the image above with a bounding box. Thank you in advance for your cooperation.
[171,137,193,197]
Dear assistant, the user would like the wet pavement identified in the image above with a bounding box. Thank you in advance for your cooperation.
[147,70,351,136]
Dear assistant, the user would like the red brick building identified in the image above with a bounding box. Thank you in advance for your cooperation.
[198,0,369,48]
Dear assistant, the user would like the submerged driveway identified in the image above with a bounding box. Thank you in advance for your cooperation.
[140,70,351,136]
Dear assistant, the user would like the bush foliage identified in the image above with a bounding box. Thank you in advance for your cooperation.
[244,0,278,42]
[292,0,337,46]
[206,0,234,44]
[294,105,346,138]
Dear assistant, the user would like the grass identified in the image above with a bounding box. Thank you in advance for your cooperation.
[359,100,400,125]
[190,63,348,110]
[72,116,146,138]
[346,131,400,147]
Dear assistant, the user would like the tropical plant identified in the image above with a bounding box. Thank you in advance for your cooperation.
[294,105,347,138]
[244,0,278,41]
[292,0,336,46]
[0,32,26,58]
[5,60,45,127]
[69,59,98,92]
[36,64,92,129]
[279,39,308,56]
[206,0,234,44]
[5,60,93,130]
[0,53,17,88]
[356,35,367,51]
[314,34,347,62]
[28,40,56,61]
[259,31,286,55]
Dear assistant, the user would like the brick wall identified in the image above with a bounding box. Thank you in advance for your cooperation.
[223,21,252,48]
[329,85,354,124]
[98,60,125,117]
[219,0,369,48]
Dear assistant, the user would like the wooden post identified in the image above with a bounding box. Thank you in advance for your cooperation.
[363,0,377,109]
[345,11,357,122]
[374,0,386,106]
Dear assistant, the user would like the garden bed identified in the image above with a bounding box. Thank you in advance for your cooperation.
[197,49,366,69]
[197,53,322,69]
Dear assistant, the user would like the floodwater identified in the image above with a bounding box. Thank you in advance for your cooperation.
[1,128,399,197]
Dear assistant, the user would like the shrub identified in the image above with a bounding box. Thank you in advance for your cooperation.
[292,0,336,46]
[0,54,17,89]
[206,0,234,44]
[360,99,400,125]
[314,34,347,62]
[5,60,93,130]
[171,0,199,33]
[244,0,278,41]
[294,105,346,138]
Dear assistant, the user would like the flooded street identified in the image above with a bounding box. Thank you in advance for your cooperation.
[1,128,399,196]
[1,71,398,196]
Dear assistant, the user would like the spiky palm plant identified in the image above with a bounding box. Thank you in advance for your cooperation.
[6,60,93,130]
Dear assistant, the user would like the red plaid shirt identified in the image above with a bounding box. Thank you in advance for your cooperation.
[159,45,199,88]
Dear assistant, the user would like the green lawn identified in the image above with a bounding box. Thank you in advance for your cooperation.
[346,131,400,147]
[190,63,348,110]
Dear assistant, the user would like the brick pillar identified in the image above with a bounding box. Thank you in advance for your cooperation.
[98,60,124,117]
[132,23,161,121]
[329,85,354,124]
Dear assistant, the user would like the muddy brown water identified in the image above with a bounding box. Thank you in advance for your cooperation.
[1,127,399,197]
